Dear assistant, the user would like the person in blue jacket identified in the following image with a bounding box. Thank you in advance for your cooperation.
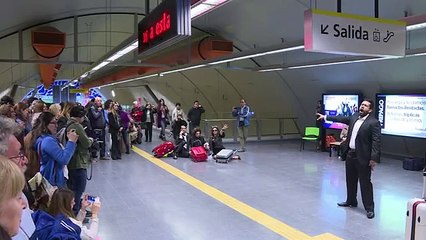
[32,112,79,188]
[232,99,252,152]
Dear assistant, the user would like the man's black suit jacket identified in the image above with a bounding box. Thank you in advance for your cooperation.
[328,113,381,166]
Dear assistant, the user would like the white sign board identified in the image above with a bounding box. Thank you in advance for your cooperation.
[304,9,406,57]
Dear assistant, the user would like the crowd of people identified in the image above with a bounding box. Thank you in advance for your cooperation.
[0,94,253,239]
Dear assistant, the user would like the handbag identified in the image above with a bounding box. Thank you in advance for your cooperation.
[28,172,58,210]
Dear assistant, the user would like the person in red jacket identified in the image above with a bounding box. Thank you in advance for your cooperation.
[130,101,144,144]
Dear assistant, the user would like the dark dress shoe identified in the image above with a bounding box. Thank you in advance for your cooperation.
[367,211,375,219]
[337,201,358,207]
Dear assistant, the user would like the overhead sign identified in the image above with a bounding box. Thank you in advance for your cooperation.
[69,88,89,94]
[304,9,406,57]
[138,0,191,56]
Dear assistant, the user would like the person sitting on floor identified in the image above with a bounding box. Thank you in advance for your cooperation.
[173,125,190,159]
[189,127,209,152]
[209,124,228,157]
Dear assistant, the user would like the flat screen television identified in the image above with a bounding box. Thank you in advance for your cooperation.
[322,94,361,129]
[376,94,426,139]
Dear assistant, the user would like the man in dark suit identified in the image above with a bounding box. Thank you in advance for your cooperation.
[317,99,381,219]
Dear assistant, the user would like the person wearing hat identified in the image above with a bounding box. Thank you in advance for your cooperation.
[66,105,94,214]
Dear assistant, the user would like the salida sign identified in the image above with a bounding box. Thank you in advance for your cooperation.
[138,0,191,55]
[304,9,406,57]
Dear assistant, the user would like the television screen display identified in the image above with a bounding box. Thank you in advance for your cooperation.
[323,94,360,129]
[376,94,426,138]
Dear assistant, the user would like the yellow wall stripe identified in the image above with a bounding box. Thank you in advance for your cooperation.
[133,147,342,240]
[311,9,406,26]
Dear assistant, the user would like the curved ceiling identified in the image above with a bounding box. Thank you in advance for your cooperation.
[1,0,426,109]
[0,0,148,36]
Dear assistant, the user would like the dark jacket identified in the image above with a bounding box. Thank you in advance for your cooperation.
[172,119,188,138]
[142,108,155,123]
[88,106,105,129]
[189,136,207,148]
[187,107,205,126]
[209,132,225,154]
[328,113,381,166]
[108,112,121,133]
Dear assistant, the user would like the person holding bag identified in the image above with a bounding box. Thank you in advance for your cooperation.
[32,112,79,188]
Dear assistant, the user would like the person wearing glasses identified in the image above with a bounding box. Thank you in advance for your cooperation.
[31,112,79,188]
[0,116,35,240]
[209,124,228,156]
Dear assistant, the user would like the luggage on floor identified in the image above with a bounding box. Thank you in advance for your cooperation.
[405,169,426,240]
[152,141,175,158]
[190,146,207,162]
[215,149,235,164]
[403,157,425,171]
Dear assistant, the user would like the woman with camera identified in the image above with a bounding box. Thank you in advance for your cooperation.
[31,112,79,188]
[32,188,101,240]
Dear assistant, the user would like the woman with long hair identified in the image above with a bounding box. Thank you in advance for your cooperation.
[156,99,169,140]
[31,112,79,187]
[0,157,26,240]
[57,102,76,130]
[47,188,100,240]
[14,102,31,135]
[209,124,228,156]
[108,102,122,160]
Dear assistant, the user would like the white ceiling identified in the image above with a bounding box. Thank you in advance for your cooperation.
[1,0,426,96]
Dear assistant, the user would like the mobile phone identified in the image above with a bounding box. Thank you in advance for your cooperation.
[87,195,97,203]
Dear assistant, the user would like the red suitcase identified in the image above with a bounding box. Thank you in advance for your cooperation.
[152,141,175,158]
[405,169,426,240]
[190,146,208,162]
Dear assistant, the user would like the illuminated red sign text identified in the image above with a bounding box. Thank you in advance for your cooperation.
[142,12,171,44]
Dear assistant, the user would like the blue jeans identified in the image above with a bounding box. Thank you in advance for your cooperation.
[68,169,87,214]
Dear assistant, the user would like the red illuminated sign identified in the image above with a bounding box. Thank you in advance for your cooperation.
[138,0,191,55]
[142,12,171,44]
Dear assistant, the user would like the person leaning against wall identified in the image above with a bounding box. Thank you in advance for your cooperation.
[232,99,251,152]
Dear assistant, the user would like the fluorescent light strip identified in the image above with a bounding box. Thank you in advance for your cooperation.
[99,74,158,88]
[406,22,426,31]
[208,45,304,65]
[258,68,283,72]
[287,57,396,69]
[92,61,110,71]
[78,1,230,80]
[161,64,207,75]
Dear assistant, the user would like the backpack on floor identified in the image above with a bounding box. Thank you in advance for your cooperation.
[31,210,81,240]
[152,141,175,158]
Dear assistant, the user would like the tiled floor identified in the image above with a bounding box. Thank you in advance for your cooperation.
[85,137,422,240]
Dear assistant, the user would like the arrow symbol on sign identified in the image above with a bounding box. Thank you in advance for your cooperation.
[321,24,329,34]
